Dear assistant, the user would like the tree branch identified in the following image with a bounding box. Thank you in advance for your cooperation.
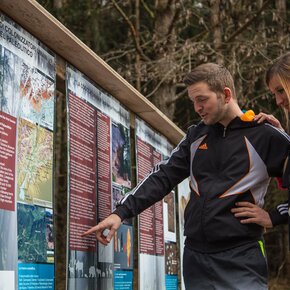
[224,0,271,45]
[111,0,151,61]
[145,67,176,99]
[167,5,181,36]
[141,0,154,18]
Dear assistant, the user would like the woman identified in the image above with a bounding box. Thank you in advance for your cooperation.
[232,52,290,229]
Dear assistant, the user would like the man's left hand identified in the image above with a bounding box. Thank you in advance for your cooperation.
[231,201,273,228]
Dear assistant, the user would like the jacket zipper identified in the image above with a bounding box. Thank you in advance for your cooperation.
[223,126,227,138]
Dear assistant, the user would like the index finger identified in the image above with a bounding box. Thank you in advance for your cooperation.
[82,224,102,237]
[254,112,265,119]
[254,115,266,123]
[235,201,255,207]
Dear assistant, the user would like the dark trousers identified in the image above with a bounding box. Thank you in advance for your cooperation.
[183,241,268,290]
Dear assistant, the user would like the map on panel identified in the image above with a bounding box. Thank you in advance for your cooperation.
[17,118,53,208]
[17,203,48,263]
[1,48,54,130]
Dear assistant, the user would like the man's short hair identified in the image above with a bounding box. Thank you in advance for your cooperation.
[183,63,236,99]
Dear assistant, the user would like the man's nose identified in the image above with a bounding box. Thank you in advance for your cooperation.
[194,103,201,113]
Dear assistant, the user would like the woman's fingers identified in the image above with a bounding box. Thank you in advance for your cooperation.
[254,112,283,129]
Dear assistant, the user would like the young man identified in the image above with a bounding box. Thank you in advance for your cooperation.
[83,63,290,289]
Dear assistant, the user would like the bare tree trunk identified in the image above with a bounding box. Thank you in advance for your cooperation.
[275,0,287,42]
[53,0,63,9]
[150,0,178,119]
[135,0,141,91]
[208,0,223,64]
[257,0,266,39]
[84,1,100,52]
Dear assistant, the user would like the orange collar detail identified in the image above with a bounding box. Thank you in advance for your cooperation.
[240,110,255,122]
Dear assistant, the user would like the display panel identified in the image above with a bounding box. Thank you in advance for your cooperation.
[0,12,56,290]
[135,118,176,290]
[67,66,132,290]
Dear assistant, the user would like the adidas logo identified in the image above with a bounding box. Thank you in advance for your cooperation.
[198,143,208,150]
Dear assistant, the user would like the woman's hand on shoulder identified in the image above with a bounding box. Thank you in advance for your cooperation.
[254,112,284,130]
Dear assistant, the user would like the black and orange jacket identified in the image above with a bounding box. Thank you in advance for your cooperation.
[114,116,290,253]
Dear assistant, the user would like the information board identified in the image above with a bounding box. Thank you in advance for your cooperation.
[0,11,55,290]
[67,66,133,290]
[135,118,176,290]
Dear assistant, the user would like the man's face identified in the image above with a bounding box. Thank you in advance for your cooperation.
[188,81,226,125]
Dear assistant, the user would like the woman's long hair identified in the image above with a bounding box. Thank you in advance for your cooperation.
[266,52,290,131]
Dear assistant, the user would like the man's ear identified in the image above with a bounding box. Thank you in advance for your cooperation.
[223,87,232,103]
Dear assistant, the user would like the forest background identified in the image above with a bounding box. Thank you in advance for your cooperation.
[37,0,290,289]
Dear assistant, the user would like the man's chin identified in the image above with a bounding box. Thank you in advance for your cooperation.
[202,118,213,125]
